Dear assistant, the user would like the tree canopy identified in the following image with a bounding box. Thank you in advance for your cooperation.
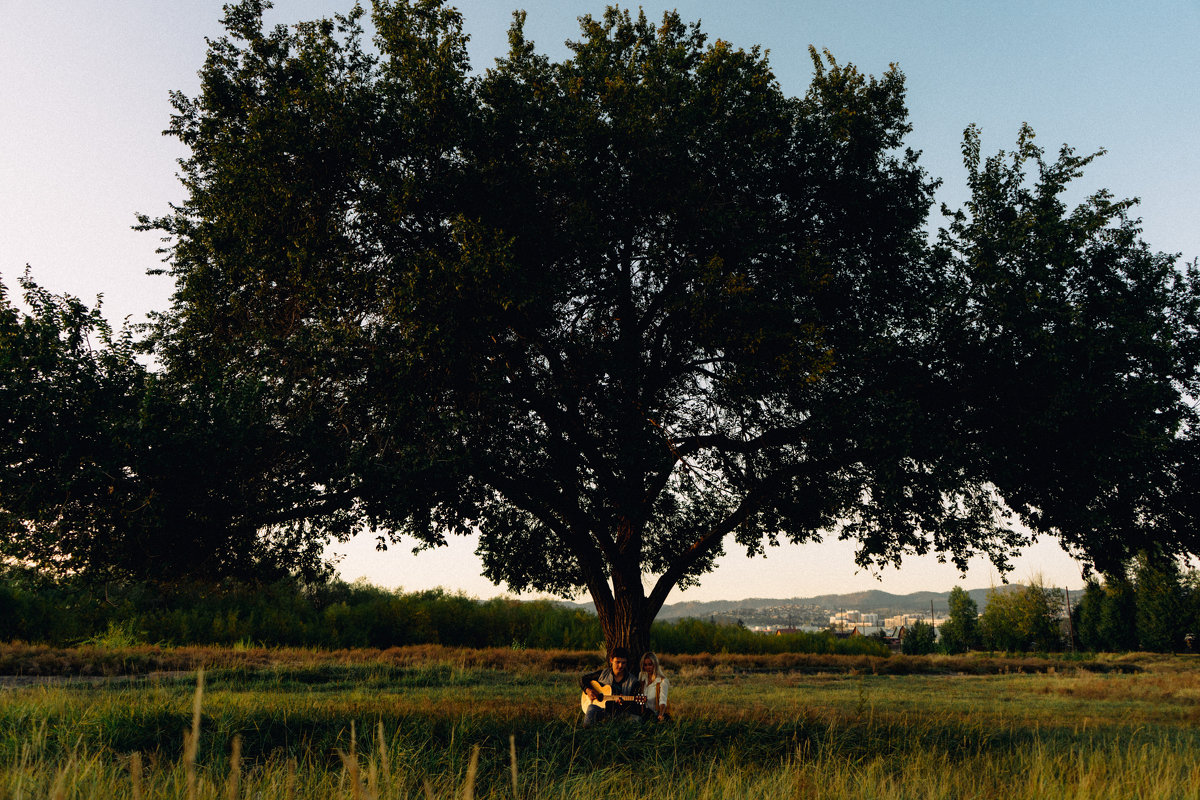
[0,272,334,582]
[934,125,1200,574]
[8,0,1197,653]
[0,273,147,578]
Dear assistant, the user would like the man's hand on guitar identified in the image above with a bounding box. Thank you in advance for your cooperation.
[580,679,647,713]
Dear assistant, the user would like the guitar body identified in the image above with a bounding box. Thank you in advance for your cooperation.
[580,680,647,714]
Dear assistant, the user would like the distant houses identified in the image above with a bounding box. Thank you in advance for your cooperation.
[743,604,954,653]
[751,622,907,650]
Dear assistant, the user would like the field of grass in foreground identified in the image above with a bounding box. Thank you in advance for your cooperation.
[1,649,1198,799]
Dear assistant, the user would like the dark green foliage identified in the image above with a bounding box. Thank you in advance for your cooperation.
[1073,553,1195,652]
[1134,554,1186,652]
[978,581,1065,652]
[938,586,979,653]
[1098,576,1140,652]
[0,572,602,649]
[0,569,900,655]
[0,570,91,645]
[1074,578,1107,652]
[145,585,604,650]
[0,273,149,580]
[650,618,889,657]
[934,126,1200,576]
[0,273,338,583]
[0,571,883,655]
[901,620,937,655]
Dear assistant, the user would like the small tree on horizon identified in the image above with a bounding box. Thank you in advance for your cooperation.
[1134,553,1187,652]
[901,620,938,655]
[939,586,979,654]
[1075,578,1106,651]
[979,579,1065,652]
[1075,553,1194,653]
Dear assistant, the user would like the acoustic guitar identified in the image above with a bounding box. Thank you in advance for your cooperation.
[580,679,647,713]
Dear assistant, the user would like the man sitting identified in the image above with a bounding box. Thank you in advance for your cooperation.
[579,646,644,727]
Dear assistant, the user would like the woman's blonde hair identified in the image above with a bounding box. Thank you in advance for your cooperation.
[639,651,662,682]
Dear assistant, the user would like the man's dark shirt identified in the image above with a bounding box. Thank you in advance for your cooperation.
[580,666,641,698]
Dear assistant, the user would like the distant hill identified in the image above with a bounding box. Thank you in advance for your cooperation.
[653,585,1051,618]
[562,584,1070,619]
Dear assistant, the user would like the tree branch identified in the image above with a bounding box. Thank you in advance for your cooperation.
[672,426,807,458]
[251,491,356,529]
[645,461,816,617]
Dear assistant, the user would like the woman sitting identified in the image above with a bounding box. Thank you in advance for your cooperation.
[638,651,671,722]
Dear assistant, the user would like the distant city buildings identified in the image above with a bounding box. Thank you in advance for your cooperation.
[714,602,950,636]
[829,610,879,627]
[882,613,945,629]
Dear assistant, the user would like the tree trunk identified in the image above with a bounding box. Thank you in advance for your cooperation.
[593,571,652,658]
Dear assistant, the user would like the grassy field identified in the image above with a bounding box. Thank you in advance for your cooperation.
[1,647,1198,799]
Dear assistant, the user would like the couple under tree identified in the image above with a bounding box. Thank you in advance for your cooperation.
[579,648,670,727]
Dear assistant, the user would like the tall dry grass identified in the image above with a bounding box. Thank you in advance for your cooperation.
[0,640,1147,681]
[2,651,1199,798]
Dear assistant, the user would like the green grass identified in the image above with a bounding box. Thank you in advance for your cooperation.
[2,651,1199,798]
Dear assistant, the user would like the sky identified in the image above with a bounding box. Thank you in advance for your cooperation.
[3,1,1198,603]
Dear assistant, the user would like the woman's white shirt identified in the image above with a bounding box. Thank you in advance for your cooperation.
[641,673,669,714]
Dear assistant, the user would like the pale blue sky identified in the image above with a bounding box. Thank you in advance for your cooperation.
[3,1,1197,601]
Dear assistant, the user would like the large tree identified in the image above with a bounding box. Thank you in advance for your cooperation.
[0,272,148,578]
[0,272,334,582]
[934,125,1200,574]
[139,0,1200,653]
